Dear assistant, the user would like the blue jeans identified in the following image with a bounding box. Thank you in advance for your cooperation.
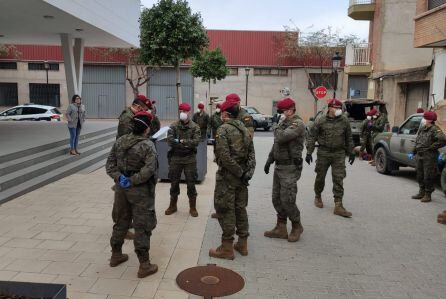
[68,126,81,150]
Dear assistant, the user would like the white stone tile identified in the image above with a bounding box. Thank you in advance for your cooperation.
[90,278,138,296]
[0,270,18,280]
[5,259,51,273]
[38,249,82,262]
[42,261,90,276]
[36,240,76,250]
[33,231,70,240]
[3,238,43,248]
[80,263,127,279]
[132,279,161,298]
[12,272,57,283]
[154,290,188,299]
[53,275,98,292]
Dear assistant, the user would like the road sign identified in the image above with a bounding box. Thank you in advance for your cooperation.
[314,86,328,99]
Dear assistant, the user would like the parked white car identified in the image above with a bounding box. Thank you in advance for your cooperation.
[0,104,63,121]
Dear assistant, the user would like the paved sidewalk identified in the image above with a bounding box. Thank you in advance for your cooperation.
[0,147,216,299]
[199,137,446,299]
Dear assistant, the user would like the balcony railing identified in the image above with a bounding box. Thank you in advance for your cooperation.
[349,0,376,5]
[428,0,446,10]
[345,43,371,66]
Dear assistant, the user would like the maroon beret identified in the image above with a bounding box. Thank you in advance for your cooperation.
[277,98,296,110]
[423,111,437,121]
[226,93,241,103]
[179,103,191,112]
[198,103,205,109]
[136,94,152,109]
[216,103,221,108]
[327,98,342,108]
[369,108,378,116]
[416,108,424,113]
[220,100,238,112]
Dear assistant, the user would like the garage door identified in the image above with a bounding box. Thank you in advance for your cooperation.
[148,68,193,120]
[82,65,126,118]
[405,82,430,119]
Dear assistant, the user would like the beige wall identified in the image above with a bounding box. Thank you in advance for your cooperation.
[375,0,433,72]
[193,67,344,122]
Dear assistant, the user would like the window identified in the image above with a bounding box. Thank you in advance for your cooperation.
[428,0,446,10]
[0,83,18,106]
[253,68,288,76]
[244,107,260,114]
[29,83,60,107]
[0,61,17,70]
[228,68,238,76]
[28,62,59,71]
[308,73,335,89]
[22,107,47,115]
[3,107,23,116]
[51,108,62,114]
[399,115,423,135]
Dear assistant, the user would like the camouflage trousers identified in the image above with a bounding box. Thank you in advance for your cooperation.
[214,170,249,240]
[360,134,373,155]
[314,149,346,200]
[416,152,439,194]
[110,179,157,262]
[272,164,301,223]
[169,160,197,199]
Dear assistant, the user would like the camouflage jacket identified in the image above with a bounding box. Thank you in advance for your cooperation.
[167,120,201,162]
[215,119,256,179]
[267,114,305,167]
[210,112,223,138]
[106,133,158,185]
[150,115,161,137]
[370,113,388,139]
[116,107,135,139]
[361,119,373,140]
[414,124,446,155]
[192,111,210,138]
[238,109,255,139]
[306,113,354,155]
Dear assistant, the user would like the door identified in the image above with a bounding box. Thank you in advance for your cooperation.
[405,82,430,118]
[390,115,423,163]
[348,75,369,99]
[148,68,194,120]
[82,65,126,118]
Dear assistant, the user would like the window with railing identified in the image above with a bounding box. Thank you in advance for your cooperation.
[349,0,376,5]
[428,0,446,10]
[254,68,288,76]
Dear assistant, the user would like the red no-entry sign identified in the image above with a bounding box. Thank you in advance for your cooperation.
[314,86,328,99]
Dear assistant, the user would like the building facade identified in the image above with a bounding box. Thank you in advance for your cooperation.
[0,30,345,122]
[346,0,435,126]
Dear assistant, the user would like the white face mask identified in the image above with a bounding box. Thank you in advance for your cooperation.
[367,116,372,120]
[334,109,343,117]
[421,118,427,126]
[279,114,286,123]
[373,115,377,119]
[179,112,188,121]
[215,108,221,113]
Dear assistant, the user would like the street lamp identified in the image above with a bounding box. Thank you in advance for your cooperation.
[331,52,342,98]
[44,61,50,104]
[245,67,250,106]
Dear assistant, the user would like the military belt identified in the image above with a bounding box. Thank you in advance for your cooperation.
[275,160,292,165]
[122,170,138,176]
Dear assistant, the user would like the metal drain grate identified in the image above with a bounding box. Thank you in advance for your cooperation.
[176,264,244,298]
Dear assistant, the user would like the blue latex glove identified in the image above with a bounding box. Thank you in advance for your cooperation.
[408,153,415,160]
[119,175,131,189]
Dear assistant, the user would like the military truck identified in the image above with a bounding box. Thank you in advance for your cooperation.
[373,100,446,194]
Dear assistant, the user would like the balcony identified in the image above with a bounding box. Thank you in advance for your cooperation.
[344,43,372,75]
[348,0,376,20]
[414,1,446,47]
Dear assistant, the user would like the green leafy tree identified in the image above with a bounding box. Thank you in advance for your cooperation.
[140,0,209,106]
[190,48,229,107]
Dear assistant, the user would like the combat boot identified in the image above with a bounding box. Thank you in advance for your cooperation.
[109,251,128,267]
[165,197,178,215]
[189,197,198,217]
[314,196,323,208]
[233,237,248,256]
[209,239,235,260]
[411,190,425,200]
[288,221,304,242]
[421,193,432,203]
[264,217,288,239]
[211,212,221,219]
[333,200,352,218]
[137,261,158,278]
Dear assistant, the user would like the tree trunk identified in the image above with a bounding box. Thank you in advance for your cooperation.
[132,87,138,98]
[175,61,182,112]
[208,80,211,114]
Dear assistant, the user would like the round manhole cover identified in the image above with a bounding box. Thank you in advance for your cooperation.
[176,264,244,298]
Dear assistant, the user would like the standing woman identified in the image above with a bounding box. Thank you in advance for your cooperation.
[65,94,86,155]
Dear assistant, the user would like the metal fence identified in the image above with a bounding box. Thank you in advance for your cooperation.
[349,0,375,5]
[345,43,371,66]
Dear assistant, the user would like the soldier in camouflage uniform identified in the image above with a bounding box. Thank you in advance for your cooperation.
[410,111,446,202]
[116,95,151,139]
[209,97,256,260]
[149,100,161,137]
[210,103,223,139]
[360,110,374,160]
[106,111,158,278]
[306,98,355,218]
[368,108,388,166]
[264,98,305,242]
[165,103,201,217]
[192,102,210,140]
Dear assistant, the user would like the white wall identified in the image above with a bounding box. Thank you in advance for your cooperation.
[432,48,446,103]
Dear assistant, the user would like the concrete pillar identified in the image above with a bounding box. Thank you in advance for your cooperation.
[60,34,84,98]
